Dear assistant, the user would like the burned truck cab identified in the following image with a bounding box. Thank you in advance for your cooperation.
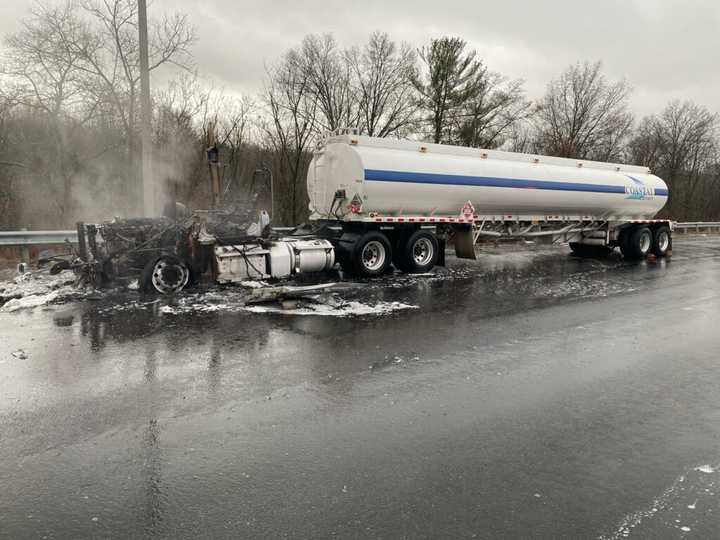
[73,205,335,295]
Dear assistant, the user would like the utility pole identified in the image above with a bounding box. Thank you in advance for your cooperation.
[206,123,221,208]
[138,0,153,216]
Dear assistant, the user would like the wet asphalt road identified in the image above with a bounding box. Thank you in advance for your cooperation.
[2,236,720,539]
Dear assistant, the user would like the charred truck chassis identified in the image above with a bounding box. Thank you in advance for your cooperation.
[70,214,452,294]
[70,212,671,295]
[72,214,341,294]
[74,217,197,294]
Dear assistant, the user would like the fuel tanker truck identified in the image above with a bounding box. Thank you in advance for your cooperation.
[299,129,671,276]
[71,129,672,293]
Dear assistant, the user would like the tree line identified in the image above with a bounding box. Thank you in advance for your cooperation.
[1,1,718,229]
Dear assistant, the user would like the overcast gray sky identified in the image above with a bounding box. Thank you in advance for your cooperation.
[1,0,718,117]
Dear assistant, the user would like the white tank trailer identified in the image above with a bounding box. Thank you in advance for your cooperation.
[308,133,667,220]
[297,130,670,277]
[144,130,672,290]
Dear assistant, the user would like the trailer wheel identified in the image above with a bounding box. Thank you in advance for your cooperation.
[622,226,652,259]
[141,255,190,294]
[652,226,671,257]
[396,230,439,273]
[335,232,360,274]
[352,231,392,277]
[617,227,631,254]
[392,231,409,270]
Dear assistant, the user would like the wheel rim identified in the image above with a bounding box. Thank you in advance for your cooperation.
[151,258,189,294]
[657,231,669,252]
[639,231,651,253]
[361,240,386,272]
[412,237,434,266]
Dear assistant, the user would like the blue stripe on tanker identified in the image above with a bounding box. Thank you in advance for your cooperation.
[364,169,669,197]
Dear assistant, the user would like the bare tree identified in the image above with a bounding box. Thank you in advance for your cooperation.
[2,2,95,120]
[152,74,207,207]
[505,120,538,154]
[536,61,633,161]
[0,0,195,226]
[153,74,256,209]
[410,37,488,144]
[213,94,256,202]
[300,34,355,132]
[0,94,21,228]
[71,0,195,207]
[78,0,195,128]
[262,50,318,225]
[347,32,417,138]
[453,74,532,149]
[0,1,98,222]
[630,100,718,219]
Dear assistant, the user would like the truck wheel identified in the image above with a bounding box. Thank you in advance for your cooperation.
[652,226,671,257]
[397,230,439,273]
[622,226,652,259]
[141,255,190,294]
[352,231,392,277]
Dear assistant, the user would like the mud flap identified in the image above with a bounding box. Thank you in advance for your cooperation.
[453,226,476,260]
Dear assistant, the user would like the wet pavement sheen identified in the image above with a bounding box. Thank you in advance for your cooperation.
[2,237,720,539]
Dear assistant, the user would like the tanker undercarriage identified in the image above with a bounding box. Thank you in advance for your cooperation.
[62,208,672,296]
[470,217,673,259]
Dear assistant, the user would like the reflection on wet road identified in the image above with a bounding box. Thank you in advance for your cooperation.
[2,237,720,539]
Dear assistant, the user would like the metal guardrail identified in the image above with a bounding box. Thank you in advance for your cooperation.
[0,227,297,247]
[674,222,720,232]
[1,222,720,248]
[0,230,78,246]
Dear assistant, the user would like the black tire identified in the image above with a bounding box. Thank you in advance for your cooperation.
[652,226,672,257]
[351,231,392,277]
[140,255,191,294]
[569,242,591,257]
[396,230,439,273]
[335,232,360,274]
[617,227,631,254]
[621,226,652,259]
[392,231,409,270]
